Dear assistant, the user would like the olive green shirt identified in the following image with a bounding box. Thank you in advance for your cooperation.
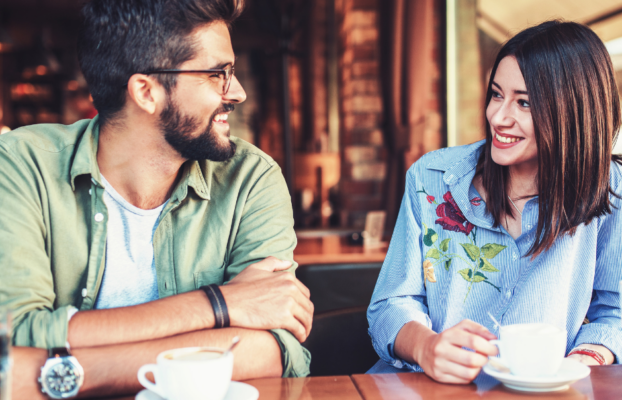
[0,117,310,377]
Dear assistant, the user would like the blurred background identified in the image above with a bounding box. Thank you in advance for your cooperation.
[3,0,622,376]
[3,0,622,235]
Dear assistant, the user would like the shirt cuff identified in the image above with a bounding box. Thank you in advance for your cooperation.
[13,305,74,349]
[573,322,622,364]
[368,299,431,371]
[269,329,311,377]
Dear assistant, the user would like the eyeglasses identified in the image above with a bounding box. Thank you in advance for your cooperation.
[141,64,235,94]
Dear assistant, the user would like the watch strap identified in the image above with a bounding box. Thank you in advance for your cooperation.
[48,347,71,358]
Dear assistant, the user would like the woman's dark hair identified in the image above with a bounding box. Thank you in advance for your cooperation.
[477,20,621,257]
[77,0,244,127]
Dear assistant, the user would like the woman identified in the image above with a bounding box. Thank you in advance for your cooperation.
[367,20,622,383]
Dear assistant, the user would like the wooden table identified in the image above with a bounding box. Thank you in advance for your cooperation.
[103,376,362,400]
[352,366,622,400]
[245,375,362,400]
[101,366,622,399]
[294,235,387,266]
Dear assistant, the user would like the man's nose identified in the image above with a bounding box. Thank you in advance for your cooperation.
[223,76,246,104]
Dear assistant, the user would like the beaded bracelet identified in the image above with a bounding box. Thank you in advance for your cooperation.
[568,348,606,365]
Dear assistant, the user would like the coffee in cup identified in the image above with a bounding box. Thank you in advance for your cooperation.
[490,323,567,377]
[138,347,233,400]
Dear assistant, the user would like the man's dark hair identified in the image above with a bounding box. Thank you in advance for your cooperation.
[476,20,621,257]
[77,0,244,127]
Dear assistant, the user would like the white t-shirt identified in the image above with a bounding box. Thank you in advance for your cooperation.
[94,175,167,309]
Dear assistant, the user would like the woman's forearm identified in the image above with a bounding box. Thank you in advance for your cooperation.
[394,321,436,364]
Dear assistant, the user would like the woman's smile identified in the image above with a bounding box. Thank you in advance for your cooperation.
[492,129,524,148]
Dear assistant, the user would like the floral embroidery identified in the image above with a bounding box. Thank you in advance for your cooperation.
[417,187,505,301]
[435,191,475,235]
[423,260,436,286]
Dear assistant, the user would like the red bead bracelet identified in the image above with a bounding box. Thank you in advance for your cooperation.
[568,348,606,365]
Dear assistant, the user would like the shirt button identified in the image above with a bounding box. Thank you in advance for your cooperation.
[81,288,88,298]
[94,213,104,222]
[526,224,532,229]
[89,189,92,195]
[513,253,517,260]
[505,290,511,298]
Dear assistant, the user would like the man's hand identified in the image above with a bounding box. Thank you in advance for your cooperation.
[220,257,314,342]
[418,320,498,384]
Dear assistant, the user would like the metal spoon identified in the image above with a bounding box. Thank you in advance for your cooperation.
[485,312,510,373]
[488,312,501,330]
[223,336,240,357]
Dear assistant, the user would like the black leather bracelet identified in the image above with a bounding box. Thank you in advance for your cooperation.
[200,284,230,328]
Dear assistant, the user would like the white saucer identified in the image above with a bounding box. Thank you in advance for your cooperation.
[136,381,259,400]
[483,358,590,392]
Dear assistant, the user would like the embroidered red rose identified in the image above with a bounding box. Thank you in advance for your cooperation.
[426,195,435,204]
[435,191,475,235]
[470,197,482,206]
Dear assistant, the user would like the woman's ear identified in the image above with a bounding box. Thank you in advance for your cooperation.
[126,74,167,115]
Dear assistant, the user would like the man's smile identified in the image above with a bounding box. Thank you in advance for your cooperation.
[213,113,229,123]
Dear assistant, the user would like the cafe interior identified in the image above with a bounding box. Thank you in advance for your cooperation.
[2,0,622,386]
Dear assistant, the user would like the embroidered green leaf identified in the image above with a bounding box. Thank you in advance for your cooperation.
[481,243,507,259]
[460,243,480,261]
[483,280,501,292]
[426,248,441,260]
[479,257,500,273]
[472,271,487,283]
[445,259,452,271]
[458,268,472,281]
[440,238,451,252]
[422,222,428,236]
[430,232,438,244]
[423,228,438,246]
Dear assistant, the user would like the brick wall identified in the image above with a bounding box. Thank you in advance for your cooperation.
[338,0,445,229]
[338,0,386,228]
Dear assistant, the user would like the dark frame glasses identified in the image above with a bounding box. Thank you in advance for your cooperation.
[141,64,235,94]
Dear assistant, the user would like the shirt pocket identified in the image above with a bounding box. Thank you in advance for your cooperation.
[193,268,226,289]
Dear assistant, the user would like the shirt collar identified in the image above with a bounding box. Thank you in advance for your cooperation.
[426,140,498,229]
[426,140,484,184]
[69,116,211,201]
[70,117,102,190]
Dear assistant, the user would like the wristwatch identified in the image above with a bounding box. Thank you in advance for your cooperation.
[38,347,84,399]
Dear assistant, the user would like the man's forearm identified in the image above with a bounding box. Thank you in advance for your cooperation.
[68,290,215,348]
[14,327,282,399]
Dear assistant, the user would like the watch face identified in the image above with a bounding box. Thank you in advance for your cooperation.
[44,361,80,397]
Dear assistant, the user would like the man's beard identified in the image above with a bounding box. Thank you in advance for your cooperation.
[159,98,237,161]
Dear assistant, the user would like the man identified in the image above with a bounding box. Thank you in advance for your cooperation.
[0,0,313,397]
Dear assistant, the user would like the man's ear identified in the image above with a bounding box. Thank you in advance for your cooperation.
[126,74,167,115]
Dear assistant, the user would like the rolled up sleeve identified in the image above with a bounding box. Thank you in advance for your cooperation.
[367,163,430,371]
[574,169,622,363]
[223,160,310,376]
[270,329,311,377]
[0,144,70,348]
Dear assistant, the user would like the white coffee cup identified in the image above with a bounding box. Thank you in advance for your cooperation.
[137,347,233,400]
[490,323,567,377]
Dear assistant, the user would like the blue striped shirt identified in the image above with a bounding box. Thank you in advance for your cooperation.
[367,140,622,372]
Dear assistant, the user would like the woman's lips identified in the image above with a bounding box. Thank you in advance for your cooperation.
[492,131,523,149]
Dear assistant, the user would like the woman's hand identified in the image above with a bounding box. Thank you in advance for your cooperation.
[396,319,498,384]
[567,343,615,365]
